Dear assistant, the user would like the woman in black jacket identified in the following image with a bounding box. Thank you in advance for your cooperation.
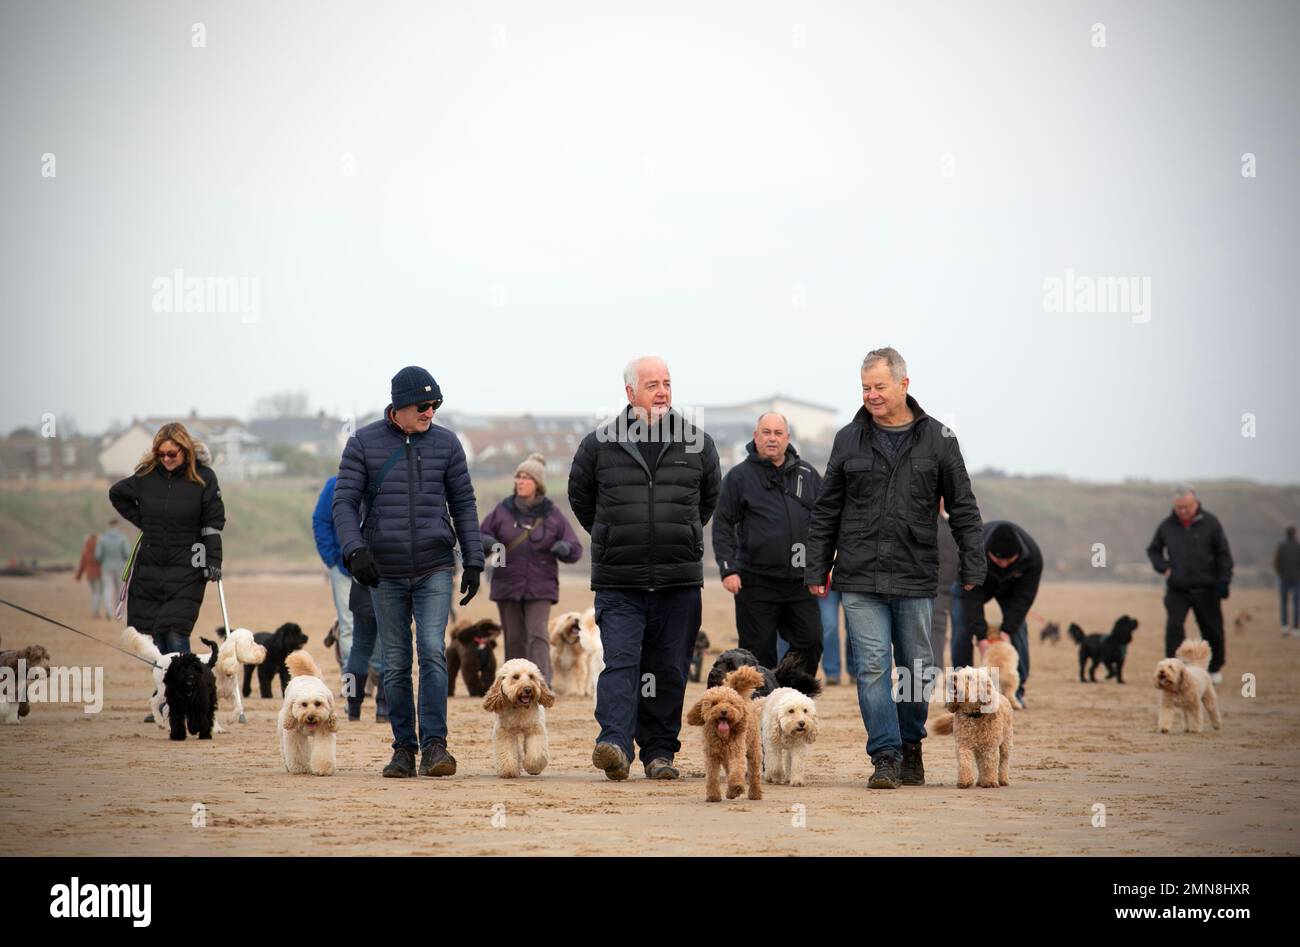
[109,422,225,657]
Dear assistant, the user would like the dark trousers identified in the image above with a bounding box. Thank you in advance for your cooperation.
[1164,587,1225,673]
[734,573,824,673]
[152,631,191,655]
[593,586,700,767]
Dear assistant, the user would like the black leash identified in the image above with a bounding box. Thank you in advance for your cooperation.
[0,597,161,668]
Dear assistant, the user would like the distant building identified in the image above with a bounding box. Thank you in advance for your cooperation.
[248,412,350,462]
[0,433,103,480]
[696,394,838,468]
[444,412,593,477]
[98,413,285,481]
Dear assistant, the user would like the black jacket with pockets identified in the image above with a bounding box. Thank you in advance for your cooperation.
[804,396,985,596]
[713,440,822,581]
[567,407,721,590]
[1147,507,1233,592]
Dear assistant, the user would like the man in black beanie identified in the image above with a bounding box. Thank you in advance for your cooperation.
[333,365,484,778]
[951,520,1041,706]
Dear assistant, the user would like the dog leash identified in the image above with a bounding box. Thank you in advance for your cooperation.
[0,597,161,668]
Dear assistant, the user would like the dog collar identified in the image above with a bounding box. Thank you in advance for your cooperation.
[961,710,985,718]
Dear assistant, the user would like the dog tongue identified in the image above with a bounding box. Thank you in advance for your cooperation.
[717,720,730,735]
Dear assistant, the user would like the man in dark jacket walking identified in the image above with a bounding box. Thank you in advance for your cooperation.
[953,520,1041,705]
[333,366,484,778]
[1148,485,1233,679]
[568,356,721,781]
[713,412,823,673]
[1276,526,1300,637]
[805,348,985,790]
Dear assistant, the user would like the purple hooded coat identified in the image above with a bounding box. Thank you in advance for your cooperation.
[480,495,583,603]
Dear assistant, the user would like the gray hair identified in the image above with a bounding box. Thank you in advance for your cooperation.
[1174,483,1197,499]
[862,347,907,382]
[755,412,790,430]
[623,355,667,390]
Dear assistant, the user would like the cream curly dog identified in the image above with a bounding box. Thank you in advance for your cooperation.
[549,611,597,697]
[982,634,1024,709]
[760,687,819,786]
[1155,639,1222,734]
[938,666,1013,788]
[278,650,337,776]
[483,658,555,777]
[686,665,764,802]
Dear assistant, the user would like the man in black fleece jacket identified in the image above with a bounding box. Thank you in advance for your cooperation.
[953,520,1041,706]
[713,412,824,673]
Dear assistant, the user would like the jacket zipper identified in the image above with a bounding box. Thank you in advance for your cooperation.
[406,435,417,578]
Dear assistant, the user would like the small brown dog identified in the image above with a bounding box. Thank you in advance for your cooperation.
[686,665,765,802]
[0,638,51,724]
[941,666,1013,788]
[446,618,502,697]
[982,634,1024,709]
[1154,639,1222,734]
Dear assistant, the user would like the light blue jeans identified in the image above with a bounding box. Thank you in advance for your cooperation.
[842,591,933,760]
[328,564,355,668]
[371,569,453,753]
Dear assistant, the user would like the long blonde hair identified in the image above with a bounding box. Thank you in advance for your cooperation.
[134,422,207,485]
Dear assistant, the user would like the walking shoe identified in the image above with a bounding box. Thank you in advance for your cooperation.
[142,712,155,723]
[382,748,416,778]
[868,754,902,789]
[900,741,925,786]
[644,758,680,779]
[592,742,630,781]
[418,742,457,777]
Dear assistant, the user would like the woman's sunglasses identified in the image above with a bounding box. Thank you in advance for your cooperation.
[415,400,443,413]
[157,449,182,460]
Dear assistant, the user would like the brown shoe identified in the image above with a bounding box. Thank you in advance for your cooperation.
[592,742,630,781]
[644,758,680,779]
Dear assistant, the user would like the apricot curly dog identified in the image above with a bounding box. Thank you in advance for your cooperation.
[686,665,764,802]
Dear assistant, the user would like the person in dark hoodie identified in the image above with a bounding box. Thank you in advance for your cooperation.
[1147,484,1233,680]
[952,520,1042,706]
[1276,525,1300,637]
[713,412,824,674]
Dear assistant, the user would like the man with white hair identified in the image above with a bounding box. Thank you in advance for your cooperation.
[805,347,986,789]
[568,356,721,781]
[1147,484,1233,682]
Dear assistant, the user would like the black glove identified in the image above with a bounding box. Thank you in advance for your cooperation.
[549,540,571,559]
[349,548,380,588]
[204,565,221,583]
[1218,582,1230,600]
[459,566,481,606]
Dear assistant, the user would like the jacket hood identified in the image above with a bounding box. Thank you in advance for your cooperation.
[194,440,213,466]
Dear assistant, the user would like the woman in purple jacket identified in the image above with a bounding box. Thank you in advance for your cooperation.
[479,453,583,682]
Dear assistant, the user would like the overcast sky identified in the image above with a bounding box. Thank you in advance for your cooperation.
[2,0,1297,482]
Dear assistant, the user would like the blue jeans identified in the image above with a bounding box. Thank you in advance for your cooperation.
[370,570,453,753]
[343,609,384,697]
[153,631,191,654]
[841,591,933,760]
[815,590,854,678]
[1281,581,1300,629]
[328,564,355,667]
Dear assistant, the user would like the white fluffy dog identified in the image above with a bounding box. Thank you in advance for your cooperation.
[760,686,819,786]
[550,610,600,697]
[1155,639,1222,734]
[483,658,555,778]
[122,626,265,730]
[278,650,337,776]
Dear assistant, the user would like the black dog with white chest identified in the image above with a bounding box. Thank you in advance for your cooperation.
[164,637,219,740]
[241,622,309,698]
[1070,615,1139,683]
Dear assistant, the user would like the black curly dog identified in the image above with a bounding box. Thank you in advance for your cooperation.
[446,618,502,697]
[706,648,822,699]
[241,622,309,698]
[1070,615,1139,683]
[164,638,219,741]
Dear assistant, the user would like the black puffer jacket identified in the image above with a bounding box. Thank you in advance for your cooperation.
[804,396,985,596]
[959,520,1042,638]
[1147,506,1233,591]
[567,407,721,590]
[108,447,224,639]
[713,441,822,581]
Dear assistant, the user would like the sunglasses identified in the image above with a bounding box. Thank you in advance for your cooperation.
[157,449,182,460]
[415,400,443,413]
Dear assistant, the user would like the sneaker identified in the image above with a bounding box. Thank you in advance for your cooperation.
[592,742,630,781]
[382,748,417,778]
[900,741,925,786]
[868,754,902,789]
[418,742,457,777]
[644,758,680,779]
[142,712,155,723]
[1210,671,1223,684]
[823,676,841,686]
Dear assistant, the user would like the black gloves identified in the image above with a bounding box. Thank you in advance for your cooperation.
[549,540,571,559]
[349,548,381,588]
[459,566,481,606]
[204,565,221,582]
[1218,583,1230,600]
